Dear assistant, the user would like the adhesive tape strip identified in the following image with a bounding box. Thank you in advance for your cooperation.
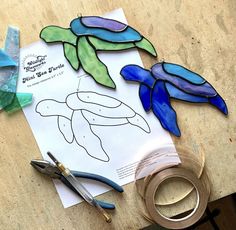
[144,168,209,229]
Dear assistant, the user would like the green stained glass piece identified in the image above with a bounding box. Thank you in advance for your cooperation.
[63,43,79,70]
[77,37,115,88]
[0,91,15,109]
[135,37,157,57]
[88,36,135,51]
[40,26,77,45]
[4,92,32,113]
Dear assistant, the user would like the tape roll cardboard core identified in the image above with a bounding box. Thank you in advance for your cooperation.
[145,168,209,229]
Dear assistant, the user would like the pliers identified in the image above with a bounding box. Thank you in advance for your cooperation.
[30,159,123,209]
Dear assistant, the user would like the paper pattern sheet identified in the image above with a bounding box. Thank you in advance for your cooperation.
[18,9,180,208]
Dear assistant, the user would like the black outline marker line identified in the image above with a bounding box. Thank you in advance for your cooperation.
[76,91,122,108]
[71,110,110,162]
[57,116,74,144]
[35,90,151,162]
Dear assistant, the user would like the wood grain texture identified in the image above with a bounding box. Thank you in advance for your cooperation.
[0,0,235,229]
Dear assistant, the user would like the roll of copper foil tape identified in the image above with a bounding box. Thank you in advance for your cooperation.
[135,144,181,200]
[135,144,205,206]
[144,168,209,229]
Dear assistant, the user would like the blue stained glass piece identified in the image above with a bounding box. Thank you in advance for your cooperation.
[70,18,142,43]
[166,83,208,103]
[139,83,152,111]
[152,81,181,137]
[0,49,16,67]
[163,62,205,85]
[0,26,19,109]
[120,65,155,88]
[209,95,228,115]
[151,63,217,97]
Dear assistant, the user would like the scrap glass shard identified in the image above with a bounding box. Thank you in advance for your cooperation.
[0,26,33,112]
[4,93,33,113]
[0,90,15,109]
[0,49,17,67]
[0,26,19,109]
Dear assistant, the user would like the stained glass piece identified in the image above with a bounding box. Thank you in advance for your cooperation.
[88,37,134,50]
[81,16,127,32]
[63,43,79,70]
[166,83,208,103]
[77,37,115,88]
[209,95,228,115]
[70,18,142,43]
[4,93,33,113]
[120,65,155,88]
[40,26,77,45]
[163,62,205,84]
[135,37,157,57]
[0,26,19,109]
[151,63,217,97]
[139,83,152,111]
[152,81,181,137]
[0,27,32,112]
[0,49,16,67]
[0,91,15,109]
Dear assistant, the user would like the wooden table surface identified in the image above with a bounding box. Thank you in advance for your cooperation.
[0,0,235,229]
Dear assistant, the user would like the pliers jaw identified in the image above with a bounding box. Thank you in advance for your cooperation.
[30,159,61,179]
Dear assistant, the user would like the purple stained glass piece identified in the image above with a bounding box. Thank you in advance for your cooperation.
[81,16,127,32]
[151,63,217,97]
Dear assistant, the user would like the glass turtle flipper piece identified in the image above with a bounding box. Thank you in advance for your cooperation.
[152,80,181,137]
[209,95,228,115]
[139,84,152,111]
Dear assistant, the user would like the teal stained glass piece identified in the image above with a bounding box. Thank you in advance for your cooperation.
[70,18,142,43]
[4,93,33,113]
[0,26,32,112]
[0,49,16,67]
[151,63,217,97]
[163,62,205,85]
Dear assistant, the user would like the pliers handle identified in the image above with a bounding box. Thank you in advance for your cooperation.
[30,159,123,209]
